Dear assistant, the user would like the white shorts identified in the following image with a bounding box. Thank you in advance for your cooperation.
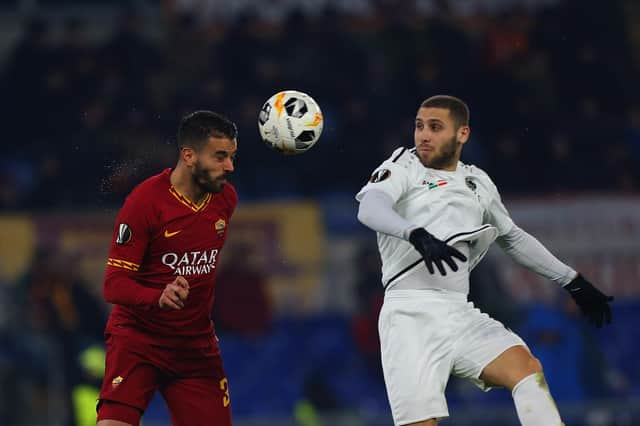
[378,289,526,425]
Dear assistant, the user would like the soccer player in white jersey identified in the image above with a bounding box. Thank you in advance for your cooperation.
[356,95,613,426]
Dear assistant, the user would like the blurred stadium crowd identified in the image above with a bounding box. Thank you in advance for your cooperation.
[1,0,639,425]
[1,0,639,209]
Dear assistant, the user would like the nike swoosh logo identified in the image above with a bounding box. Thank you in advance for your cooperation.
[164,229,182,238]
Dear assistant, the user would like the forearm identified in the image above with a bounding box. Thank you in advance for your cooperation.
[357,190,418,240]
[103,268,162,308]
[497,225,577,286]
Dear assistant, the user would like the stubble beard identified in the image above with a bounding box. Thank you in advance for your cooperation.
[421,135,459,170]
[193,161,225,194]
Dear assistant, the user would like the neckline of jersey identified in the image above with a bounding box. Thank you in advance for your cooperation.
[169,186,212,212]
[428,165,463,176]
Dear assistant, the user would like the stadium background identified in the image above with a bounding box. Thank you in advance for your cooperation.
[1,0,639,425]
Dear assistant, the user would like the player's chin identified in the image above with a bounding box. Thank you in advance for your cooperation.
[416,152,431,164]
[200,180,225,193]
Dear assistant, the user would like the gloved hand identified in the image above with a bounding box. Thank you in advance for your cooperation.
[409,228,467,276]
[564,274,613,327]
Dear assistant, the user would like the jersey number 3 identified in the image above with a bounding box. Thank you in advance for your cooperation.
[219,377,230,407]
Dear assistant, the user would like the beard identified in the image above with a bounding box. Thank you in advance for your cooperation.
[420,135,459,169]
[192,160,226,193]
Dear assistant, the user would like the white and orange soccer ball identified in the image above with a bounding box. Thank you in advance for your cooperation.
[258,90,324,155]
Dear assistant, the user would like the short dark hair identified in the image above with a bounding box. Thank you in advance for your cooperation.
[177,111,238,150]
[420,95,470,128]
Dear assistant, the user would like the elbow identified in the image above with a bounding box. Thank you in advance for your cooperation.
[495,236,508,250]
[357,203,371,227]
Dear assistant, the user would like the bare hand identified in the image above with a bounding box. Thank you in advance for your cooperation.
[158,276,189,310]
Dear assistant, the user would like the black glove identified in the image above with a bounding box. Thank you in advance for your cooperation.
[564,274,613,327]
[409,228,468,276]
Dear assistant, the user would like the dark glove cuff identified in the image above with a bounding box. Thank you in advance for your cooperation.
[409,228,431,245]
[564,274,584,292]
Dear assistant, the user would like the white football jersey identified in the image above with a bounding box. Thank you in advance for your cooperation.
[356,147,515,287]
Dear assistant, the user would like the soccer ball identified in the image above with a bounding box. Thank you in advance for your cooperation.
[258,90,324,155]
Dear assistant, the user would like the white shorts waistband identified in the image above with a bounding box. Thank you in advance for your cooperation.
[384,288,468,302]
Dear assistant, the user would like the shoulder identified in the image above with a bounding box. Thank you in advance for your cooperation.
[219,182,238,215]
[122,169,170,211]
[368,146,417,181]
[459,162,502,196]
[222,182,238,205]
[376,146,420,172]
[460,162,493,183]
[388,146,417,166]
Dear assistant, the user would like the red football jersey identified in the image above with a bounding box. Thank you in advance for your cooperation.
[103,168,237,350]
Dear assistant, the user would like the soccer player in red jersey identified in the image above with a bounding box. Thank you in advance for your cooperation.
[97,111,238,426]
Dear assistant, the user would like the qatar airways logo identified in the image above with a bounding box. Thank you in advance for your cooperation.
[161,249,219,276]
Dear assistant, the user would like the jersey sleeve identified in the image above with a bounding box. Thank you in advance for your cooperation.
[475,168,515,236]
[497,225,577,286]
[356,147,412,204]
[103,186,162,307]
[107,186,153,270]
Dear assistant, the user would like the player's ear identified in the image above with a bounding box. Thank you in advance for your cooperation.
[458,125,470,145]
[181,147,197,165]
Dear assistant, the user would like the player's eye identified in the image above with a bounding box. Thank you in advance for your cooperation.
[415,122,423,130]
[430,123,442,131]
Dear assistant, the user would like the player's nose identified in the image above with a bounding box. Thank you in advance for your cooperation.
[224,158,234,172]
